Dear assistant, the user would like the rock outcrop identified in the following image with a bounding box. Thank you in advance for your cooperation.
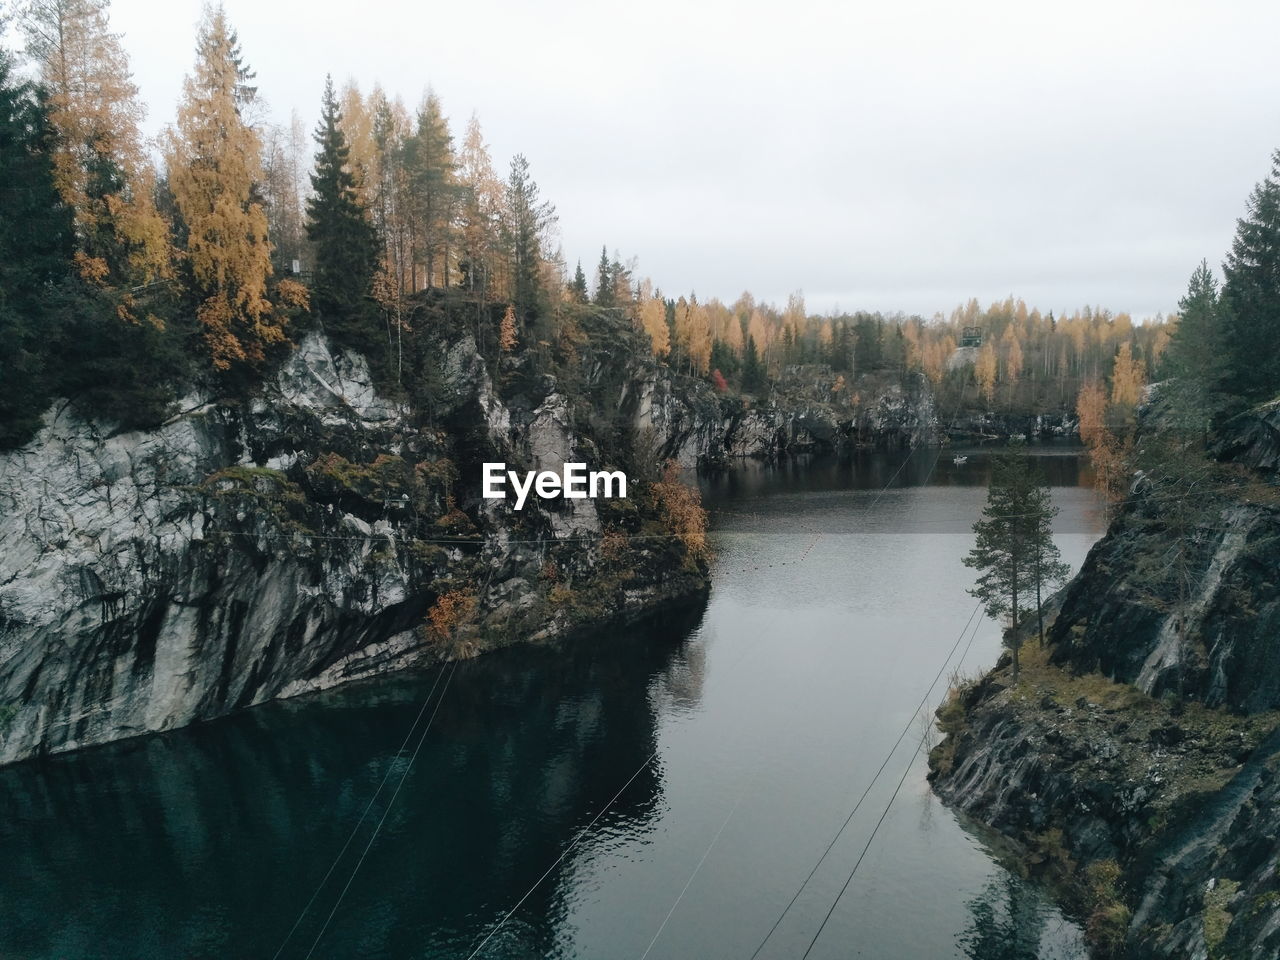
[0,331,708,767]
[929,399,1280,959]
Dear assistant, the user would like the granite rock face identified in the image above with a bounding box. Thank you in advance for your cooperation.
[1048,404,1280,713]
[930,399,1280,959]
[0,332,706,766]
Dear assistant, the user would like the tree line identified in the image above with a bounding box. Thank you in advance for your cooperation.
[971,146,1280,689]
[2,0,1276,454]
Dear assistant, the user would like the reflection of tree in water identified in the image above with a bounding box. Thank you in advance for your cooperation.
[0,599,709,960]
[654,623,709,710]
[961,875,1046,960]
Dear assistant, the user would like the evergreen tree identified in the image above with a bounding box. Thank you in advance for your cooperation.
[1162,260,1227,428]
[594,245,614,306]
[963,442,1060,682]
[610,251,632,305]
[403,91,456,289]
[306,75,378,344]
[502,153,554,323]
[742,334,765,392]
[569,259,589,303]
[1027,478,1070,646]
[0,50,76,446]
[457,112,502,295]
[1221,150,1280,403]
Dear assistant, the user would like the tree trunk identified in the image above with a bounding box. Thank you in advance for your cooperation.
[1035,552,1044,646]
[1011,564,1020,685]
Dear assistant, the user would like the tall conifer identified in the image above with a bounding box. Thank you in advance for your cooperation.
[306,75,378,341]
[1221,150,1280,402]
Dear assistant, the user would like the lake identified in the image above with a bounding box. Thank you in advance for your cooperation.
[0,446,1105,959]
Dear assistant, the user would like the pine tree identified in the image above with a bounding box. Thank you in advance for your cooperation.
[1027,478,1070,646]
[0,49,76,446]
[963,442,1057,683]
[1162,261,1227,429]
[305,75,378,344]
[165,6,283,371]
[498,304,517,352]
[1221,150,1280,403]
[403,91,456,289]
[742,334,765,392]
[594,245,614,306]
[502,153,555,323]
[457,112,502,295]
[569,260,589,303]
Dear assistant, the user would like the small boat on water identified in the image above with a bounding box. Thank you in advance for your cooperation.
[952,455,968,465]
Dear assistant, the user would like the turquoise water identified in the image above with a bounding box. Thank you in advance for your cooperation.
[0,448,1103,959]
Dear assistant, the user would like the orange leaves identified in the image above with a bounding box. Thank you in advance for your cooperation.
[276,278,311,311]
[167,7,286,373]
[1110,342,1145,409]
[638,295,669,357]
[499,305,518,352]
[1077,379,1133,505]
[426,589,478,645]
[74,252,109,283]
[975,343,998,402]
[652,461,710,567]
[1076,381,1109,448]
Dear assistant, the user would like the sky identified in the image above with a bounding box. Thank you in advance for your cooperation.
[54,0,1280,317]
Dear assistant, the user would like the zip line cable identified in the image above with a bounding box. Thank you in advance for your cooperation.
[798,594,987,960]
[461,613,786,960]
[270,662,450,960]
[277,564,500,957]
[628,435,955,960]
[798,727,927,960]
[740,406,971,957]
[795,593,990,960]
[303,658,460,959]
[463,441,923,960]
[637,796,744,960]
[745,600,982,960]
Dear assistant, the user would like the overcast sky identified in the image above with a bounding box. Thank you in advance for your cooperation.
[95,0,1280,317]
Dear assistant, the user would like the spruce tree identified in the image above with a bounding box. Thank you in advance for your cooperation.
[1221,150,1280,403]
[403,92,456,289]
[594,245,614,306]
[0,50,76,447]
[502,153,554,323]
[306,74,378,345]
[1162,261,1228,429]
[742,335,765,392]
[569,260,589,303]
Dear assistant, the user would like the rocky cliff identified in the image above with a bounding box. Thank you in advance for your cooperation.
[0,308,945,768]
[0,328,713,768]
[929,399,1280,959]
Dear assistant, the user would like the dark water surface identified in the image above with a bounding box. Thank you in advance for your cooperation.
[0,447,1104,959]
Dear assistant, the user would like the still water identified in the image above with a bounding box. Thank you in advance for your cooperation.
[0,447,1104,959]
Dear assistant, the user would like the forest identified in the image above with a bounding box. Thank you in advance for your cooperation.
[2,0,1278,452]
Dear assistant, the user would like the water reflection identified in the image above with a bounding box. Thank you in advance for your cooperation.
[961,876,1050,960]
[0,450,1099,960]
[0,600,709,960]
